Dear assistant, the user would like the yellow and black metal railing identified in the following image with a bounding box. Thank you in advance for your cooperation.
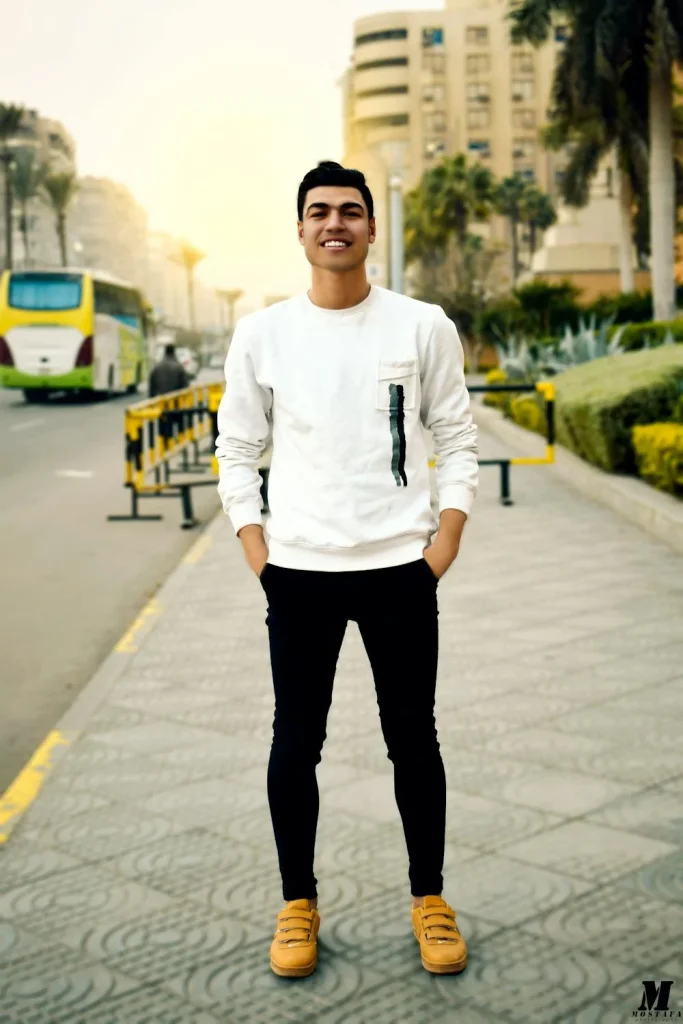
[467,380,555,504]
[108,380,224,528]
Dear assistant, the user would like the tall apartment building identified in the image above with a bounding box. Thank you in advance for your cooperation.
[0,109,77,270]
[342,0,570,289]
[71,177,149,288]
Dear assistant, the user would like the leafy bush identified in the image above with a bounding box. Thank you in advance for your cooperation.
[586,290,655,325]
[632,424,683,494]
[483,368,509,409]
[509,393,546,436]
[554,346,683,473]
[610,319,683,351]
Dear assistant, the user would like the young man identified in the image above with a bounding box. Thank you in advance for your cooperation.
[216,161,478,979]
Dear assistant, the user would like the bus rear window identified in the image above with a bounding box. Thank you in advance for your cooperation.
[9,274,83,311]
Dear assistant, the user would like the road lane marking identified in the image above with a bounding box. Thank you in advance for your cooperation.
[0,730,72,845]
[183,533,213,564]
[9,419,44,433]
[115,597,162,653]
[55,470,94,478]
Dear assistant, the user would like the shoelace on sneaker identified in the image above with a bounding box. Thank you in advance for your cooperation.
[420,904,462,943]
[275,910,314,945]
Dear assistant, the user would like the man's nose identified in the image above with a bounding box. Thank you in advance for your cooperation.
[326,211,344,231]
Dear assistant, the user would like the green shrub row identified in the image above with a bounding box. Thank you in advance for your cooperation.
[632,424,683,494]
[485,347,683,482]
[553,346,683,473]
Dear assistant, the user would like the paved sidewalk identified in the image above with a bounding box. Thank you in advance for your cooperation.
[1,426,682,1024]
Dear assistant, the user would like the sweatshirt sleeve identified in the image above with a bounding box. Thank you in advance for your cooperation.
[215,321,272,534]
[420,306,478,517]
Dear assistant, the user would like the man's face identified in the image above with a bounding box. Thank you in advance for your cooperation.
[298,186,376,272]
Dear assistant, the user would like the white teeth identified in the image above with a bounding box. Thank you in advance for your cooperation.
[324,241,347,247]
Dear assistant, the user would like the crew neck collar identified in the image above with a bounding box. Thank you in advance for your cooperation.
[303,285,376,317]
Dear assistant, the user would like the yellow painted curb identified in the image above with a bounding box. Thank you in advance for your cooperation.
[183,532,213,565]
[0,730,72,845]
[115,597,162,654]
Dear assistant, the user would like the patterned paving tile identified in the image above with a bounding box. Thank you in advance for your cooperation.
[445,790,563,852]
[446,854,593,927]
[503,821,677,885]
[615,851,683,906]
[0,841,85,894]
[586,787,683,845]
[0,865,173,934]
[0,945,142,1024]
[430,927,633,1023]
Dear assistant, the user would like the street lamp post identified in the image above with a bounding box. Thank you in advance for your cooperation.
[389,174,404,294]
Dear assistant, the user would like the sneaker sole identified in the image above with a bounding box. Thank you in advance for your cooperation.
[420,951,468,975]
[270,957,317,978]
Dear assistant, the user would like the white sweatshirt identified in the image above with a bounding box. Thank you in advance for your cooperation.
[216,285,478,571]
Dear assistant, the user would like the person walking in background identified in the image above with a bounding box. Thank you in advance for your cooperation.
[148,343,189,398]
[215,161,478,979]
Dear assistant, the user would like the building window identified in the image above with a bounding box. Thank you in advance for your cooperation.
[466,82,490,104]
[422,27,444,47]
[422,84,446,105]
[513,139,536,160]
[356,85,409,98]
[513,109,536,130]
[466,27,489,45]
[356,57,409,71]
[467,109,491,130]
[424,140,448,160]
[466,54,490,75]
[517,167,536,182]
[468,139,491,160]
[357,113,410,128]
[425,112,447,133]
[356,28,408,46]
[422,52,446,74]
[512,79,535,101]
[555,24,568,43]
[511,53,534,75]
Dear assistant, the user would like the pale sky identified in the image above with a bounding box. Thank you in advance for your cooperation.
[3,0,444,310]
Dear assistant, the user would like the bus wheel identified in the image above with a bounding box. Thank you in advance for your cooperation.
[23,389,49,404]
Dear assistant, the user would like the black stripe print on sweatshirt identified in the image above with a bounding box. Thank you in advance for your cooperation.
[388,382,408,486]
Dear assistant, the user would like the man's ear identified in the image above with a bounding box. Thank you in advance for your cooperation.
[369,217,376,244]
[297,221,304,245]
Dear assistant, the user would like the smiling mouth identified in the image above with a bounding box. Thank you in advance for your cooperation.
[321,240,352,249]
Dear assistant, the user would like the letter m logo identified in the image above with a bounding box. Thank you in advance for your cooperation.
[639,980,674,1012]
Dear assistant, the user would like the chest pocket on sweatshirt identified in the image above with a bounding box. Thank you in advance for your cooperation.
[376,360,418,411]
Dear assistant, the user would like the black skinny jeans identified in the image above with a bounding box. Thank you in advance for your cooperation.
[260,557,446,902]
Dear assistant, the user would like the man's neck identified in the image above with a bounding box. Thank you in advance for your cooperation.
[308,268,371,310]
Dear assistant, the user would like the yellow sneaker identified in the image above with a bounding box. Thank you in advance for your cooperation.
[270,899,320,978]
[411,896,468,974]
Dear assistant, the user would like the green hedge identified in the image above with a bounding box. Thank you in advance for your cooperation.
[554,346,683,473]
[608,319,683,351]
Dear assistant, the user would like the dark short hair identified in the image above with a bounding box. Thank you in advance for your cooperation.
[297,160,374,221]
[164,343,176,358]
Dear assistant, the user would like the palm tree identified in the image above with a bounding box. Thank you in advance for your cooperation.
[433,154,496,249]
[217,288,243,336]
[495,174,529,282]
[404,154,495,294]
[174,240,205,330]
[509,0,683,320]
[11,148,47,267]
[41,171,78,267]
[0,103,25,270]
[521,185,557,261]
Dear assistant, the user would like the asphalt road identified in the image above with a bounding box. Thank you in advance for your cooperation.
[0,377,223,793]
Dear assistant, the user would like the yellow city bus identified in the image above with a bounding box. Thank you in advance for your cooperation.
[0,268,151,402]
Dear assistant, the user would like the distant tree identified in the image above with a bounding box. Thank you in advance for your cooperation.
[0,103,25,269]
[41,171,78,267]
[11,148,47,267]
